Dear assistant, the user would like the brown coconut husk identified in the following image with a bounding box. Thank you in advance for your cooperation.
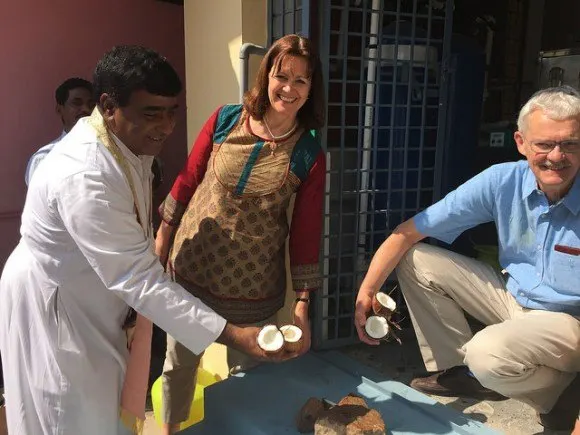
[283,298,309,353]
[314,393,386,435]
[281,324,304,353]
[371,292,396,319]
[296,397,326,433]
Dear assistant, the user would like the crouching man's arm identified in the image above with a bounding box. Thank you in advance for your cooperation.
[355,218,425,345]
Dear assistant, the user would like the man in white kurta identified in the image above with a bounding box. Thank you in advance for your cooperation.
[0,46,282,435]
[1,113,231,434]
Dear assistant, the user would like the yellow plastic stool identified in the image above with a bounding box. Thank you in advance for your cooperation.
[150,367,221,430]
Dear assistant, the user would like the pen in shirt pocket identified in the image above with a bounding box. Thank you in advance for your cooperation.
[554,244,580,256]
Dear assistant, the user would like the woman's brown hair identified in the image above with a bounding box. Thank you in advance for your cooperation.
[243,34,326,130]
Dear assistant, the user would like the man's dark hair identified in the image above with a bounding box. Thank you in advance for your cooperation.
[93,45,182,107]
[55,78,93,106]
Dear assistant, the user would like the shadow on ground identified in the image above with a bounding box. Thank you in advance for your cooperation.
[339,329,570,435]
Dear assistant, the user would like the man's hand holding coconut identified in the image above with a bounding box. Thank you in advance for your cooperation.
[217,323,300,362]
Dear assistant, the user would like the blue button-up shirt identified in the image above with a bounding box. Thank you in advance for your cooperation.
[414,160,580,316]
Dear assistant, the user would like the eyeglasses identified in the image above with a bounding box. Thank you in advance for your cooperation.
[527,140,580,154]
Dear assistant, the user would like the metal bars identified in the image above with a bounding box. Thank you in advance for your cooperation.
[269,0,310,43]
[313,0,453,349]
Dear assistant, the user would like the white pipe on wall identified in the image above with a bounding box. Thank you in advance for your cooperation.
[321,152,331,341]
[357,0,381,274]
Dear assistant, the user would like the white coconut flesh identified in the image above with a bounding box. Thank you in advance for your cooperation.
[376,292,397,312]
[365,315,389,339]
[257,325,284,352]
[280,325,302,343]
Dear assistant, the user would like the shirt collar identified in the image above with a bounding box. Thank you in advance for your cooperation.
[522,164,580,215]
[562,175,580,215]
[110,132,143,169]
[522,166,537,199]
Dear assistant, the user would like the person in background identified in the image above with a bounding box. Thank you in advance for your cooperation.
[155,34,326,435]
[25,77,94,185]
[0,45,293,435]
[355,86,580,431]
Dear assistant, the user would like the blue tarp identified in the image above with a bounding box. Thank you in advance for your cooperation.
[183,351,500,435]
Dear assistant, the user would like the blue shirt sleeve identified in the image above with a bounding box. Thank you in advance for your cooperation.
[414,165,499,244]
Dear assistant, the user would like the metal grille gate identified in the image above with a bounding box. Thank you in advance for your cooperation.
[312,0,454,349]
[269,0,311,42]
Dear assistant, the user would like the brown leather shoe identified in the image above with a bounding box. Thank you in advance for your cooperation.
[409,366,507,401]
[537,374,580,431]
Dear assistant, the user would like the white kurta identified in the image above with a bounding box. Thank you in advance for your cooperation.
[0,118,227,435]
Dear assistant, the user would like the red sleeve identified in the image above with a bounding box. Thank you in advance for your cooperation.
[289,151,326,291]
[170,106,222,204]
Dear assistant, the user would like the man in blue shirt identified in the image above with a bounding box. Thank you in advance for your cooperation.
[355,86,580,431]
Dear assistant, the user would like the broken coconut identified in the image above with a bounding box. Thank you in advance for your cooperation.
[371,292,397,318]
[364,315,389,340]
[296,397,326,433]
[314,393,386,435]
[257,324,285,354]
[280,324,303,352]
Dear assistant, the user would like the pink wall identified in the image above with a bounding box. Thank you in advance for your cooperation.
[0,0,188,266]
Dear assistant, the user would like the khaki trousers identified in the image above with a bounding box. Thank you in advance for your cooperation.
[161,316,275,424]
[396,243,580,412]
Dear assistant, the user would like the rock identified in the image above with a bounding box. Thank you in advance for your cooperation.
[314,394,386,435]
[296,397,326,433]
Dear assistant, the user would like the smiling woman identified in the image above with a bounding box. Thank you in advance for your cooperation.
[154,34,328,435]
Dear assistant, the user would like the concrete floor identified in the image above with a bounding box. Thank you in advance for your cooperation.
[0,343,565,434]
[3,335,568,434]
[142,330,571,434]
[337,335,568,435]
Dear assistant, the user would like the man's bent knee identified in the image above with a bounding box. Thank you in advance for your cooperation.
[463,328,523,386]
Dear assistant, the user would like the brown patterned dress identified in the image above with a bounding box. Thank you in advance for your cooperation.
[159,104,325,324]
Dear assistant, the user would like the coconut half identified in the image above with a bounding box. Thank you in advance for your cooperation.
[372,292,397,318]
[364,315,389,340]
[257,324,285,354]
[280,324,303,352]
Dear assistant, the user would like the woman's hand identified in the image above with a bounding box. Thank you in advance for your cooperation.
[293,298,311,355]
[218,323,299,362]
